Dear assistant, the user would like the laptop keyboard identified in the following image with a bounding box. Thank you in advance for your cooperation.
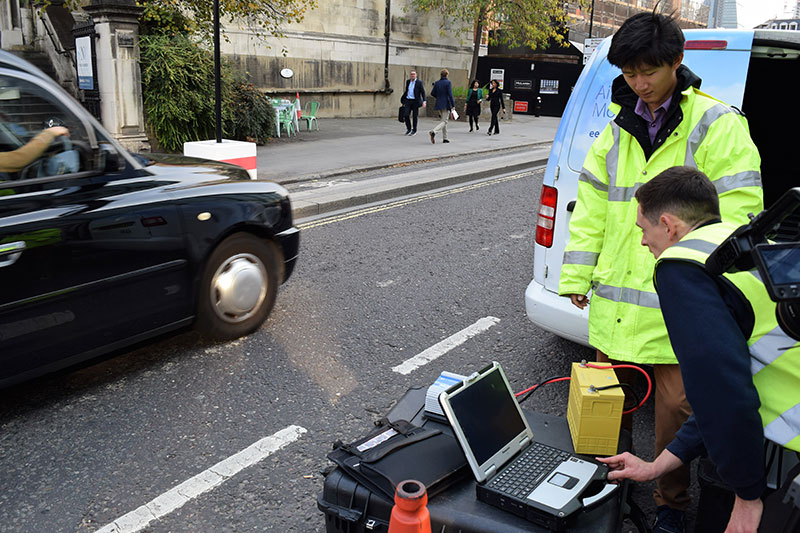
[488,442,572,499]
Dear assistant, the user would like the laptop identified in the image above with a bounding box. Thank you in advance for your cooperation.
[439,361,617,531]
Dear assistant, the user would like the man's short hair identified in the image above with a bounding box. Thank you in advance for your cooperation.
[635,166,720,226]
[608,12,685,69]
[440,69,449,78]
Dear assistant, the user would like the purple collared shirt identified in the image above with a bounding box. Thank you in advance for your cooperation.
[635,95,672,145]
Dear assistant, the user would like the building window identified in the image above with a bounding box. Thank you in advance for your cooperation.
[780,22,788,29]
[540,79,559,95]
[790,22,798,30]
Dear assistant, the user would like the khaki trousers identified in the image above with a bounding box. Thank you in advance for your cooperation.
[597,350,692,510]
[431,109,449,140]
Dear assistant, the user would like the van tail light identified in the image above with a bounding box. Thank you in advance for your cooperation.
[685,40,727,50]
[535,185,557,248]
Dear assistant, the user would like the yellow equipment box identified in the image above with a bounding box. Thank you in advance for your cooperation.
[566,362,625,456]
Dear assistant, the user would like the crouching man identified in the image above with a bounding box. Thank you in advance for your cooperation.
[598,166,800,533]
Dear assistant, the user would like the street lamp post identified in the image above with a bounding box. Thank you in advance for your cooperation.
[214,0,222,143]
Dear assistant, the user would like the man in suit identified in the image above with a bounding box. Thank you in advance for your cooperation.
[401,71,426,136]
[429,69,454,144]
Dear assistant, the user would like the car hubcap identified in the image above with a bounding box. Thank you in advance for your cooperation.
[210,253,267,324]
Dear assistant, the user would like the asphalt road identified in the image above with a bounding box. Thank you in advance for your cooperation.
[0,166,671,532]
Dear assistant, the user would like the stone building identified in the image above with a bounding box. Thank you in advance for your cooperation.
[222,1,474,117]
[2,0,474,127]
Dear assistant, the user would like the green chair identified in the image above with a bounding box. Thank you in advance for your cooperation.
[300,101,320,131]
[279,108,296,137]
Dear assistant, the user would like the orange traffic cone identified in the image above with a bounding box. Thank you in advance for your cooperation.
[295,91,302,120]
[388,480,431,533]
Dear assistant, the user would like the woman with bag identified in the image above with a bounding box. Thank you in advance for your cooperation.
[486,79,505,136]
[464,80,483,132]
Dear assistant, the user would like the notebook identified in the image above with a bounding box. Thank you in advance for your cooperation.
[438,361,617,531]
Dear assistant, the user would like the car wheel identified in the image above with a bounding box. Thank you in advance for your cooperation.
[196,233,280,341]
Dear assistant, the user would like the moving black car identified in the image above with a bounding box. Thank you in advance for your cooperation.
[0,50,299,387]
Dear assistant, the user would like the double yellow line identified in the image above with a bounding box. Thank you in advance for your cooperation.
[297,170,534,230]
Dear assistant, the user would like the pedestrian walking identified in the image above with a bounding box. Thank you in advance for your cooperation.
[464,80,483,132]
[486,80,504,135]
[429,69,454,144]
[400,70,426,136]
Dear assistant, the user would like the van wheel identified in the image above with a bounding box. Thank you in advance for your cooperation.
[196,233,279,340]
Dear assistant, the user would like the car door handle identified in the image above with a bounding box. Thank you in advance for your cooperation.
[567,200,576,212]
[0,241,26,267]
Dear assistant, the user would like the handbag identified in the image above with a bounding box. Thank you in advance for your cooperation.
[327,418,467,500]
[450,108,459,121]
[398,105,405,123]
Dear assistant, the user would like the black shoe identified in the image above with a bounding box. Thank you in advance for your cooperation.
[429,131,435,144]
[652,506,685,533]
[411,130,417,136]
[443,139,450,143]
[476,124,479,130]
[487,131,492,135]
[469,128,473,132]
[405,130,411,135]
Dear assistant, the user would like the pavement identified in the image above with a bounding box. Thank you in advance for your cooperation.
[254,113,560,219]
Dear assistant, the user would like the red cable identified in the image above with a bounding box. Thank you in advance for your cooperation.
[586,363,653,415]
[515,377,571,397]
[514,363,653,415]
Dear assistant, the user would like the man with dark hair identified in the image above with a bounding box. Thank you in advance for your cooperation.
[429,69,454,144]
[558,11,763,532]
[400,71,426,136]
[599,166,800,533]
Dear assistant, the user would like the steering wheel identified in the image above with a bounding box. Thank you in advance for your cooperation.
[15,118,85,180]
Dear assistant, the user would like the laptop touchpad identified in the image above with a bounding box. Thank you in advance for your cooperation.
[526,459,597,510]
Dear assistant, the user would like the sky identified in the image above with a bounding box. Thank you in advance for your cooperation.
[738,0,794,27]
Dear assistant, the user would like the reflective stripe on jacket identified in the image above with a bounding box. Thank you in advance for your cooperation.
[657,222,800,452]
[558,83,763,364]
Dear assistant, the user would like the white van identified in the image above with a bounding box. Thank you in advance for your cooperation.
[524,29,800,346]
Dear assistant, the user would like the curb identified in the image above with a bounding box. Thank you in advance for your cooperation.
[276,141,551,186]
[292,155,549,220]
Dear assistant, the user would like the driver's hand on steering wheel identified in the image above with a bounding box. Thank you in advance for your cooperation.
[46,126,70,138]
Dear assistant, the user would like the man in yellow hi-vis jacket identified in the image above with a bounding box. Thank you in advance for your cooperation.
[559,12,763,532]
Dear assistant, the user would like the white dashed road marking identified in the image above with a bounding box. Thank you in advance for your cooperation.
[95,425,307,533]
[392,316,501,375]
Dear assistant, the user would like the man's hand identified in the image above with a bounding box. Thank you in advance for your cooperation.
[598,449,683,484]
[567,294,589,309]
[46,126,69,138]
[422,101,427,108]
[724,495,762,533]
[596,452,658,482]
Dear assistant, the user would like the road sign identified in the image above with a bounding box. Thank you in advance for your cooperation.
[583,37,605,65]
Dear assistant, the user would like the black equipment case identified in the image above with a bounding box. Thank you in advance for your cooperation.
[318,387,641,532]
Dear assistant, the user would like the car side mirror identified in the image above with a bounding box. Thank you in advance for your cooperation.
[98,144,124,172]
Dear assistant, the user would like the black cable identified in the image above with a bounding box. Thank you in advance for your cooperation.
[593,383,642,411]
[517,376,569,404]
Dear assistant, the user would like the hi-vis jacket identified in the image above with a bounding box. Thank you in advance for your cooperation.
[657,222,800,452]
[558,66,763,364]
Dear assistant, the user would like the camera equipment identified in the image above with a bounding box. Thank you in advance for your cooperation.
[706,187,800,340]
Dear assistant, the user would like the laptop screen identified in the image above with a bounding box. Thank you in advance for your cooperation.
[448,365,527,464]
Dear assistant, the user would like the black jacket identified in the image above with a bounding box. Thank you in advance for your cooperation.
[486,87,505,110]
[401,79,426,106]
[611,65,702,160]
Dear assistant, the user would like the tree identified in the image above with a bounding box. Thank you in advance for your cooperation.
[411,0,572,84]
[138,0,317,40]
